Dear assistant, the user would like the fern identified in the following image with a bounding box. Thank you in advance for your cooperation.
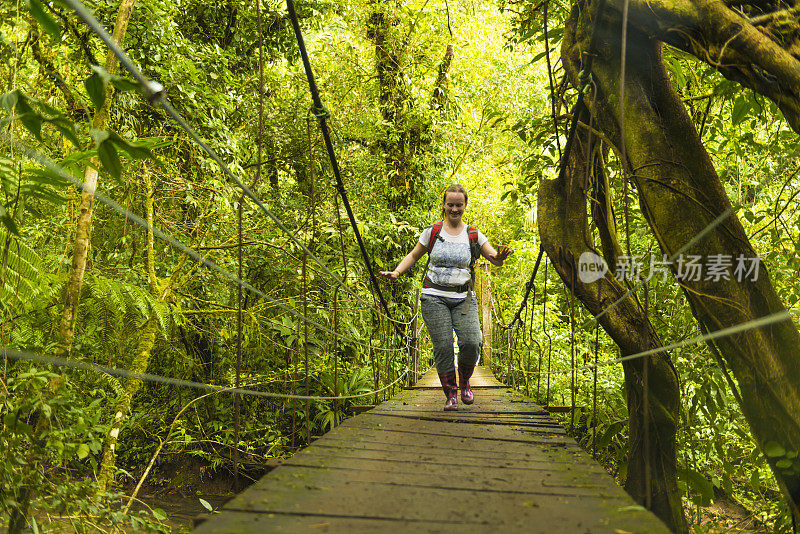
[0,230,48,312]
[150,300,172,340]
[95,372,125,398]
[82,275,176,355]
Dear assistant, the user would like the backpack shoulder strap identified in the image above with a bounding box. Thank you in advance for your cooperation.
[421,222,442,288]
[467,225,481,266]
[427,222,443,252]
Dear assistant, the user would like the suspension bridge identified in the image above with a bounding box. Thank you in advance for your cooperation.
[192,366,670,533]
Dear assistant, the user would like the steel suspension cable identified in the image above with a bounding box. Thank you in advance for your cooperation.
[643,277,652,509]
[569,272,577,431]
[592,275,600,457]
[4,347,410,401]
[543,257,551,405]
[498,309,791,376]
[506,246,545,330]
[284,0,404,338]
[543,0,562,162]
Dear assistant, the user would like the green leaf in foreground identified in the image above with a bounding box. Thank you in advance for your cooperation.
[76,443,90,459]
[199,498,213,512]
[764,441,786,458]
[85,71,106,111]
[98,139,121,179]
[677,468,714,506]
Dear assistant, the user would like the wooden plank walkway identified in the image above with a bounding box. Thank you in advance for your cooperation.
[194,366,669,533]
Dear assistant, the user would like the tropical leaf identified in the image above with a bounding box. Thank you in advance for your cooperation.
[677,468,714,506]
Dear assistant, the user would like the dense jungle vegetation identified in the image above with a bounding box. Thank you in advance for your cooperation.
[2,0,800,532]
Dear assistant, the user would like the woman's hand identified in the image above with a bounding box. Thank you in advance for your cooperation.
[482,242,512,266]
[380,270,400,280]
[494,246,512,265]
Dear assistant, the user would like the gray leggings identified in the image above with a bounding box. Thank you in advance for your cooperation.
[420,293,483,374]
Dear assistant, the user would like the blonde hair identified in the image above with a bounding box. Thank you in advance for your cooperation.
[440,184,468,219]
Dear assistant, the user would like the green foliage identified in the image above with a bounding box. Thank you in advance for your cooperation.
[678,468,715,506]
[1,89,79,147]
[314,366,373,433]
[24,0,61,41]
[89,128,156,179]
[3,0,796,530]
[0,366,167,531]
[0,155,72,235]
[82,274,175,356]
[488,1,800,528]
[0,230,48,312]
[84,65,142,111]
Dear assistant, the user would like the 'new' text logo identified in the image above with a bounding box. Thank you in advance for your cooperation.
[578,252,609,284]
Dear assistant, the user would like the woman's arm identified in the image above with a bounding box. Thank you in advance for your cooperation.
[481,241,511,267]
[380,242,427,279]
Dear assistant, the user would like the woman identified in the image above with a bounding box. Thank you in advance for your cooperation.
[380,184,511,410]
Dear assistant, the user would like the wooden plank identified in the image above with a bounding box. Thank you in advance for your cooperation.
[195,509,659,534]
[194,366,670,533]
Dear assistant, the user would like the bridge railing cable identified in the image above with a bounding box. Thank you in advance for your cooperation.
[284,0,405,337]
[3,348,409,401]
[495,309,791,376]
[505,246,545,330]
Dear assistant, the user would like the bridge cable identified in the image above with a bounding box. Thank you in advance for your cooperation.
[569,268,577,432]
[585,80,600,458]
[543,257,551,405]
[332,188,348,426]
[529,273,538,398]
[506,246,544,330]
[284,0,405,338]
[616,9,655,498]
[592,273,600,457]
[643,276,652,509]
[497,309,791,376]
[543,0,562,162]
[3,347,410,401]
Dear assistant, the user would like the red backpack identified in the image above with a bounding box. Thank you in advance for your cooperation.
[422,222,481,291]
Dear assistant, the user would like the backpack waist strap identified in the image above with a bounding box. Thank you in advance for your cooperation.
[422,278,472,293]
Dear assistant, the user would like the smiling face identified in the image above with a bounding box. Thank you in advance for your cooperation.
[443,191,467,225]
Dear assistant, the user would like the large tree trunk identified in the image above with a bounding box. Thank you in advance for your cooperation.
[367,3,411,210]
[561,0,800,517]
[538,103,686,531]
[429,44,454,113]
[56,0,137,355]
